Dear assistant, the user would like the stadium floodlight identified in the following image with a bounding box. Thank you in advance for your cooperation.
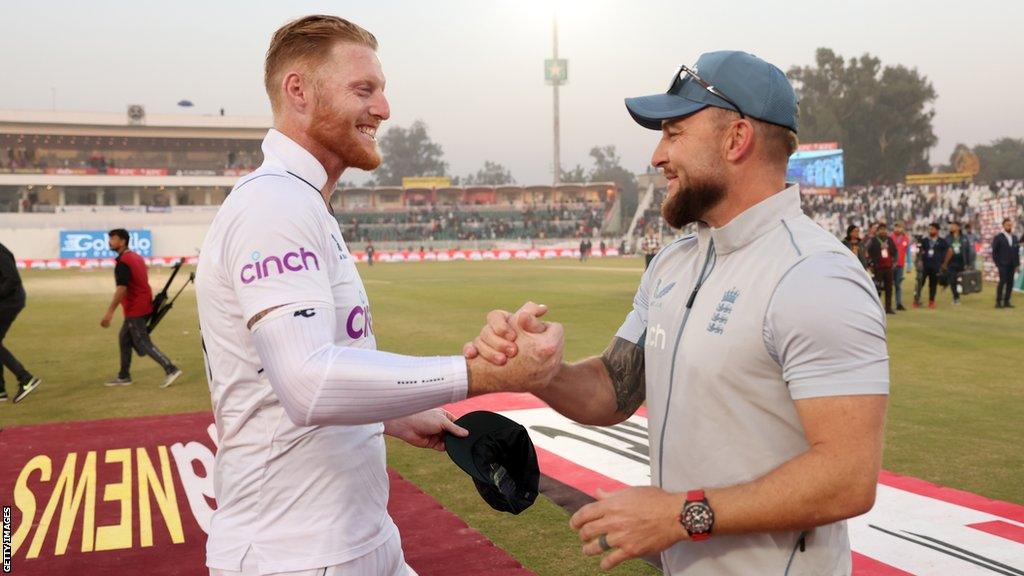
[546,18,566,185]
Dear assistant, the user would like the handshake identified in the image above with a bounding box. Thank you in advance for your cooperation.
[462,302,565,397]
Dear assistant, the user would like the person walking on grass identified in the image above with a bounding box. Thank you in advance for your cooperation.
[100,228,182,388]
[0,241,41,403]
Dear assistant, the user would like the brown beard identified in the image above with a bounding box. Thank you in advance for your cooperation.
[308,97,381,171]
[661,174,727,229]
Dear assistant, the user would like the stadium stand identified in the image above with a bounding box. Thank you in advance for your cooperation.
[0,109,268,212]
[631,180,1024,245]
[5,109,1020,261]
[0,109,623,260]
[337,198,611,243]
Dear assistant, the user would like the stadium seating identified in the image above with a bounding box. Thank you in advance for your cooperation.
[338,202,608,242]
[632,180,1024,244]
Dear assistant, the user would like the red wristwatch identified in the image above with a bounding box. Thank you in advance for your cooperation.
[680,489,715,541]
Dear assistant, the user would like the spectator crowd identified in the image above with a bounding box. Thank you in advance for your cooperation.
[636,180,1024,310]
[340,201,608,243]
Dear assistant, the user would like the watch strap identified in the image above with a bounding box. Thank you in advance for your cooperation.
[682,489,713,541]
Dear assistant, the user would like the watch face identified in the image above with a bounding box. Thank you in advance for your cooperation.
[683,502,714,534]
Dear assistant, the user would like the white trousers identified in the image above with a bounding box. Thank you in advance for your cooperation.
[210,533,417,576]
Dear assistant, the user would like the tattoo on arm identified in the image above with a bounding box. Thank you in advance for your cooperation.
[247,305,284,330]
[600,336,646,416]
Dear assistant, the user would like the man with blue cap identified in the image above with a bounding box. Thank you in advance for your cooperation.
[466,51,890,574]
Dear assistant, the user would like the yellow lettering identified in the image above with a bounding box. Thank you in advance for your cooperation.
[136,446,184,546]
[94,448,132,551]
[12,455,51,555]
[26,451,97,558]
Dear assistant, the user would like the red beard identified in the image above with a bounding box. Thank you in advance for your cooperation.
[308,98,381,171]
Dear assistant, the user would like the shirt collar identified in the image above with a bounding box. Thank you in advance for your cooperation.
[260,128,329,192]
[697,184,804,255]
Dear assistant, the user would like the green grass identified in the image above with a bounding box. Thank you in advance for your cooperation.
[2,259,1022,574]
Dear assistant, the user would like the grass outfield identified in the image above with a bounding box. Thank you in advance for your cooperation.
[3,258,1022,574]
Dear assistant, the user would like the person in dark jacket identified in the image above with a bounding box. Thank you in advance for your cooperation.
[964,222,979,269]
[0,242,41,403]
[866,222,898,314]
[942,221,969,305]
[914,223,948,309]
[992,218,1021,308]
[365,241,375,266]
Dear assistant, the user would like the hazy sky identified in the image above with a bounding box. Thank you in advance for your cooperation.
[2,0,1022,185]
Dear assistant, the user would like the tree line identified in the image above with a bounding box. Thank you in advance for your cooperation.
[359,47,1022,193]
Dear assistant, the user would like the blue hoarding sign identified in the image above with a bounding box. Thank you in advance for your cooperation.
[59,230,153,259]
[787,149,845,189]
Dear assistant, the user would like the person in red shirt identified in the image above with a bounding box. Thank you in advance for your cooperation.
[891,221,911,311]
[100,229,182,388]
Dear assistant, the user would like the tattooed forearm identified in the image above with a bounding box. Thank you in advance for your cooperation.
[600,336,646,416]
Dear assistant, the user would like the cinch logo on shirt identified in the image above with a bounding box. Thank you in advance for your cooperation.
[646,324,668,351]
[239,247,320,284]
[346,305,373,339]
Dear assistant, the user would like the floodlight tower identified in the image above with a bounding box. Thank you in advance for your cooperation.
[545,18,567,185]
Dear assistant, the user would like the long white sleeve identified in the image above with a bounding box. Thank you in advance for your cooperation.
[251,302,468,426]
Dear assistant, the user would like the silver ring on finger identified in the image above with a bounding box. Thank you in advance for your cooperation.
[598,534,612,552]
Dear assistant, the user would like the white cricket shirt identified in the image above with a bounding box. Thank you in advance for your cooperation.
[196,129,396,574]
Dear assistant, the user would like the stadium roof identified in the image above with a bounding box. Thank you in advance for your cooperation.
[0,109,271,139]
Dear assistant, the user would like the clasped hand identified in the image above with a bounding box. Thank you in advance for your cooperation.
[464,301,564,395]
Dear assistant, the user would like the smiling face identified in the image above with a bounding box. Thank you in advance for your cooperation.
[306,42,390,171]
[650,110,728,229]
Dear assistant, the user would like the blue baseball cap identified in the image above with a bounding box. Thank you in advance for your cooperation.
[625,50,798,133]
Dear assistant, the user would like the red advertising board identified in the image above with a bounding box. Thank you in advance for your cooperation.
[43,168,99,175]
[105,168,169,176]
